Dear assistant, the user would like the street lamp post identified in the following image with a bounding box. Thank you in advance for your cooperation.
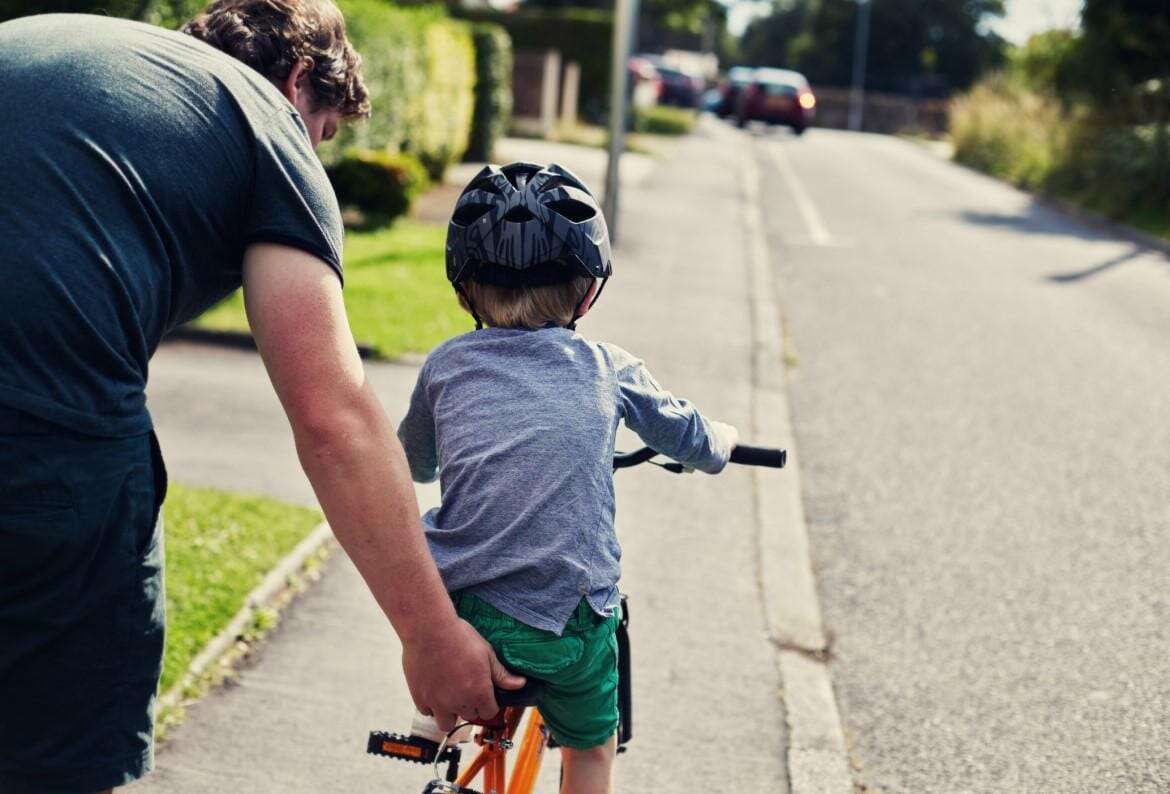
[603,0,638,243]
[848,0,872,132]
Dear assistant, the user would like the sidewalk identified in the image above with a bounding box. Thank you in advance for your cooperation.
[135,126,792,791]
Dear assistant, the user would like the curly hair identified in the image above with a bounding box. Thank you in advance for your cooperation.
[182,0,370,118]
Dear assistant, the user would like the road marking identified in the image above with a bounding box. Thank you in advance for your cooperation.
[741,134,854,794]
[767,140,834,246]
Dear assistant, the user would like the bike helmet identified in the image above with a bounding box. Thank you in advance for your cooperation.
[446,161,613,328]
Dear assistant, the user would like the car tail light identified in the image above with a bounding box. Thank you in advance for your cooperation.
[799,91,816,110]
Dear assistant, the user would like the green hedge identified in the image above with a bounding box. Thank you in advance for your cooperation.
[634,106,697,136]
[457,8,613,122]
[321,1,475,181]
[466,23,513,162]
[325,149,429,228]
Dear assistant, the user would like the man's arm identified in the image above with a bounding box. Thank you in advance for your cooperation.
[241,243,522,726]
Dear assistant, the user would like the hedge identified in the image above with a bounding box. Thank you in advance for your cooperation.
[321,1,475,181]
[457,7,613,122]
[325,148,429,228]
[466,23,513,162]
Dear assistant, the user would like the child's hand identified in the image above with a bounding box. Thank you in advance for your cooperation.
[402,617,526,730]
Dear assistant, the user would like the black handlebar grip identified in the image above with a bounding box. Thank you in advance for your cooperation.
[729,445,787,468]
[493,677,546,708]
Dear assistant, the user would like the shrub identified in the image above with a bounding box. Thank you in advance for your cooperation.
[325,149,429,228]
[951,72,1170,239]
[951,74,1070,190]
[634,105,697,136]
[320,1,475,181]
[466,23,513,162]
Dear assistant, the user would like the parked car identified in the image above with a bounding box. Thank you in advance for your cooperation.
[652,65,704,108]
[627,56,663,111]
[713,66,757,118]
[734,68,816,134]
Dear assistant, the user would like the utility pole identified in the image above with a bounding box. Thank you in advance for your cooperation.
[848,0,872,132]
[603,0,638,243]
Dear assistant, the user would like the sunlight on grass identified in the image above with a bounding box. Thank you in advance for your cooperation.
[195,220,470,358]
[161,484,321,692]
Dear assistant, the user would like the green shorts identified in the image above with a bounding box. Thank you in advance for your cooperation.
[454,592,620,749]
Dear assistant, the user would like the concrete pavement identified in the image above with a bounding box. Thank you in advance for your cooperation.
[750,125,1170,791]
[133,127,800,792]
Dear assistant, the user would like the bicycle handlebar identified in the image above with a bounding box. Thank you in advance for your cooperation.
[613,444,786,471]
[728,444,787,468]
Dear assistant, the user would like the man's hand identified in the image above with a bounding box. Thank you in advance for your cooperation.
[402,618,527,730]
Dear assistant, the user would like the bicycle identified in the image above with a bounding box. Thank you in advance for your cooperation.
[367,443,787,794]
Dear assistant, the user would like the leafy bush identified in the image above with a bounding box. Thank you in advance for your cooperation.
[634,106,697,136]
[951,72,1170,239]
[457,7,613,122]
[467,23,513,162]
[951,74,1071,190]
[325,149,429,228]
[320,1,475,181]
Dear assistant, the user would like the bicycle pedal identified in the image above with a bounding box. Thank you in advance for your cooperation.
[367,731,439,764]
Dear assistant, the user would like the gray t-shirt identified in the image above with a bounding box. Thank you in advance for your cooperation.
[397,326,738,634]
[0,14,343,437]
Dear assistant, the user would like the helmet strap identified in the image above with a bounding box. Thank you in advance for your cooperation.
[454,283,484,330]
[565,276,608,331]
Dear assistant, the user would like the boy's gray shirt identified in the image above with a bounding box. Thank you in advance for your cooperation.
[398,326,737,634]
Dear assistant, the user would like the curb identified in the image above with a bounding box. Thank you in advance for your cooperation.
[737,122,854,793]
[166,324,380,360]
[157,521,336,715]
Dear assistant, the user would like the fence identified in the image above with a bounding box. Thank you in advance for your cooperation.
[813,87,951,136]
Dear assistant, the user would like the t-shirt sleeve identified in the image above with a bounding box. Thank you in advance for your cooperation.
[398,364,439,483]
[608,344,738,474]
[244,109,344,281]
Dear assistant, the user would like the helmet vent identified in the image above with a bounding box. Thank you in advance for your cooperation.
[547,199,596,223]
[503,205,536,223]
[452,202,493,226]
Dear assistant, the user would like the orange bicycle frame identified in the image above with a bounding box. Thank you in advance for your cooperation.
[456,706,548,794]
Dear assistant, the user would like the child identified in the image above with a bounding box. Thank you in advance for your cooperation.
[398,161,737,794]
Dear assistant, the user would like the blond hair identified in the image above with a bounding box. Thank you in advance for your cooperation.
[459,277,593,329]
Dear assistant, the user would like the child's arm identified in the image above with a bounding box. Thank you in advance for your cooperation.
[614,351,738,473]
[397,368,439,483]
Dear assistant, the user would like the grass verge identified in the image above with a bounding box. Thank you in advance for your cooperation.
[195,220,469,359]
[161,484,322,694]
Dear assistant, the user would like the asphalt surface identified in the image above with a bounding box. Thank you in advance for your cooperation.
[749,125,1170,791]
[133,130,788,792]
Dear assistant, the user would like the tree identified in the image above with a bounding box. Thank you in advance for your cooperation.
[740,0,1006,96]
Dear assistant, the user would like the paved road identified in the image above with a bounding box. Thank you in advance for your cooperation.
[134,130,789,792]
[750,126,1170,791]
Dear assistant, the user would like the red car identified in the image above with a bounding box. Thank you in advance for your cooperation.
[734,68,816,135]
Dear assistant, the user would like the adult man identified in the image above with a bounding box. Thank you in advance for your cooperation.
[0,3,520,790]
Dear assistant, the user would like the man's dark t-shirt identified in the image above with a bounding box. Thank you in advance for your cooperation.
[0,14,344,437]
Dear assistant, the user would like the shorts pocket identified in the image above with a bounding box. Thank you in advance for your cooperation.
[499,634,586,679]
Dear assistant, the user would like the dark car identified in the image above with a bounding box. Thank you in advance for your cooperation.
[713,66,757,118]
[653,65,705,108]
[734,68,817,134]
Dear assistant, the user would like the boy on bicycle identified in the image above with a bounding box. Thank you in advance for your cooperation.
[397,161,737,793]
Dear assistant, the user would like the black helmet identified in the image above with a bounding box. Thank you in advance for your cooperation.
[446,161,613,289]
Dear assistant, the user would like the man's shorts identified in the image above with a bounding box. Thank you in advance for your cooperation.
[454,592,620,749]
[0,409,167,792]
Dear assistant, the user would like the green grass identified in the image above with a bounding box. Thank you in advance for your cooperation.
[195,219,470,359]
[633,106,697,136]
[161,484,322,693]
